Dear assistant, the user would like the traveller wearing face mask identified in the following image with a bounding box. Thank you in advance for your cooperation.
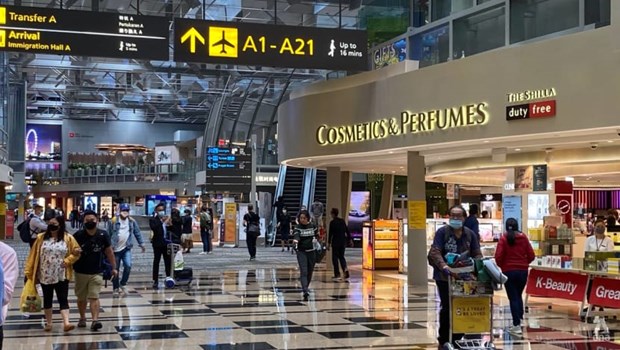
[107,204,145,296]
[494,218,535,335]
[427,205,482,348]
[149,203,173,289]
[72,210,117,331]
[25,215,81,333]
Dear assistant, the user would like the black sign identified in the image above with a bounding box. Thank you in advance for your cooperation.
[174,19,368,71]
[0,5,169,60]
[533,164,548,192]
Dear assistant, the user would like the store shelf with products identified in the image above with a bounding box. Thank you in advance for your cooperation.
[362,219,401,270]
[527,215,576,260]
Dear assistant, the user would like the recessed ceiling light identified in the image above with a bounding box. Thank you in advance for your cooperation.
[515,148,521,151]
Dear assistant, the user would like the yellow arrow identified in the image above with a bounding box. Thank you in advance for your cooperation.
[180,27,205,54]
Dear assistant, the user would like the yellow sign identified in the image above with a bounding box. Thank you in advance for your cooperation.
[224,202,237,243]
[180,27,204,54]
[408,201,426,230]
[209,26,237,58]
[316,102,489,146]
[0,30,5,48]
[0,7,5,24]
[452,297,491,334]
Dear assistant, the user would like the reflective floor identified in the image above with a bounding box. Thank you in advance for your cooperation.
[4,242,619,350]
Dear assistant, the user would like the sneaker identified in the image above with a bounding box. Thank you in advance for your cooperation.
[113,288,120,296]
[77,319,87,328]
[508,325,522,335]
[90,321,103,331]
[199,251,206,255]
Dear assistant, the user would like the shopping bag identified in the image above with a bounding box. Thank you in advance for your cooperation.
[20,279,42,313]
[174,250,185,271]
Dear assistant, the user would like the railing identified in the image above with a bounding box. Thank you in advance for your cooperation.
[31,162,198,186]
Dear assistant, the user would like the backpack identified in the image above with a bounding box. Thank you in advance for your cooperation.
[17,218,33,243]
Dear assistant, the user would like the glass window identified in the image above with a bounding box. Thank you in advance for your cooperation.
[410,24,449,68]
[585,0,610,28]
[510,0,579,44]
[454,6,505,58]
[432,0,476,21]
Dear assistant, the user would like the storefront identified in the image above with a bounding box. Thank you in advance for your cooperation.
[278,12,620,286]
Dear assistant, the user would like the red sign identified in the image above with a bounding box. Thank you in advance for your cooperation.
[530,100,556,118]
[588,277,620,309]
[5,210,14,240]
[526,268,588,302]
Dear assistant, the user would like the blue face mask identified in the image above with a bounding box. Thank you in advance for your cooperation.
[449,219,463,229]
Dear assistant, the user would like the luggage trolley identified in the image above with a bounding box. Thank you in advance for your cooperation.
[165,243,193,289]
[445,266,496,350]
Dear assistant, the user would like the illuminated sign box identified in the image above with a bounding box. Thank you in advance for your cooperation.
[174,19,368,71]
[0,5,169,60]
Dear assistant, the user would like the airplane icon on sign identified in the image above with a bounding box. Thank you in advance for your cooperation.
[212,30,235,54]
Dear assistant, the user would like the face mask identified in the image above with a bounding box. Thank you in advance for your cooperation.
[48,224,59,231]
[449,219,463,229]
[595,226,606,235]
[120,212,129,219]
[84,221,97,230]
[158,211,166,217]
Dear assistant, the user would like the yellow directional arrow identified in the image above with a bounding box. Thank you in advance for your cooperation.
[181,27,205,54]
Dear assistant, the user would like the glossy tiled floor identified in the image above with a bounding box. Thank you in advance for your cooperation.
[4,241,620,350]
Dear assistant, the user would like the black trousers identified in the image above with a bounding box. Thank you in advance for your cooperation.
[332,245,347,277]
[41,280,70,310]
[247,233,258,258]
[437,280,464,345]
[152,246,172,281]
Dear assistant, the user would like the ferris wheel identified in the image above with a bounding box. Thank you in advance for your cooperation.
[26,128,38,155]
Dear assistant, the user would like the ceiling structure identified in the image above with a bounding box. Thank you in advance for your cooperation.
[8,0,369,137]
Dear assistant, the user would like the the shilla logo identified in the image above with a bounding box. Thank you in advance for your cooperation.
[506,100,556,121]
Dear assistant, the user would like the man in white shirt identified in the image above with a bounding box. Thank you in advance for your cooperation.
[28,205,48,247]
[107,204,145,296]
[0,241,18,348]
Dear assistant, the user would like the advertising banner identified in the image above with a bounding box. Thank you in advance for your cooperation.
[525,268,588,302]
[588,277,620,309]
[451,297,491,334]
[533,164,548,192]
[502,195,522,232]
[5,209,14,239]
[224,202,237,244]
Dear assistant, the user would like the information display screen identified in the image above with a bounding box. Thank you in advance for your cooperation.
[0,5,169,59]
[174,19,368,71]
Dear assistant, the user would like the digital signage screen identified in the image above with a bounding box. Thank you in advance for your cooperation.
[25,123,61,162]
[146,195,177,216]
[348,191,371,246]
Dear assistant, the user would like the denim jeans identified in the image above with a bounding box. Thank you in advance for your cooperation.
[113,248,132,289]
[504,270,528,326]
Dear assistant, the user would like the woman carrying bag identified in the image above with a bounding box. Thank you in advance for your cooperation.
[24,215,81,332]
[494,218,535,335]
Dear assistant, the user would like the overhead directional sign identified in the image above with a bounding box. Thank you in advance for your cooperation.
[174,19,368,71]
[0,5,169,60]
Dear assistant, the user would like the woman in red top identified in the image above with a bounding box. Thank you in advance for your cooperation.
[494,218,535,335]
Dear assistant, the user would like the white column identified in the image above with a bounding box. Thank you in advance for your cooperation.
[407,151,427,286]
